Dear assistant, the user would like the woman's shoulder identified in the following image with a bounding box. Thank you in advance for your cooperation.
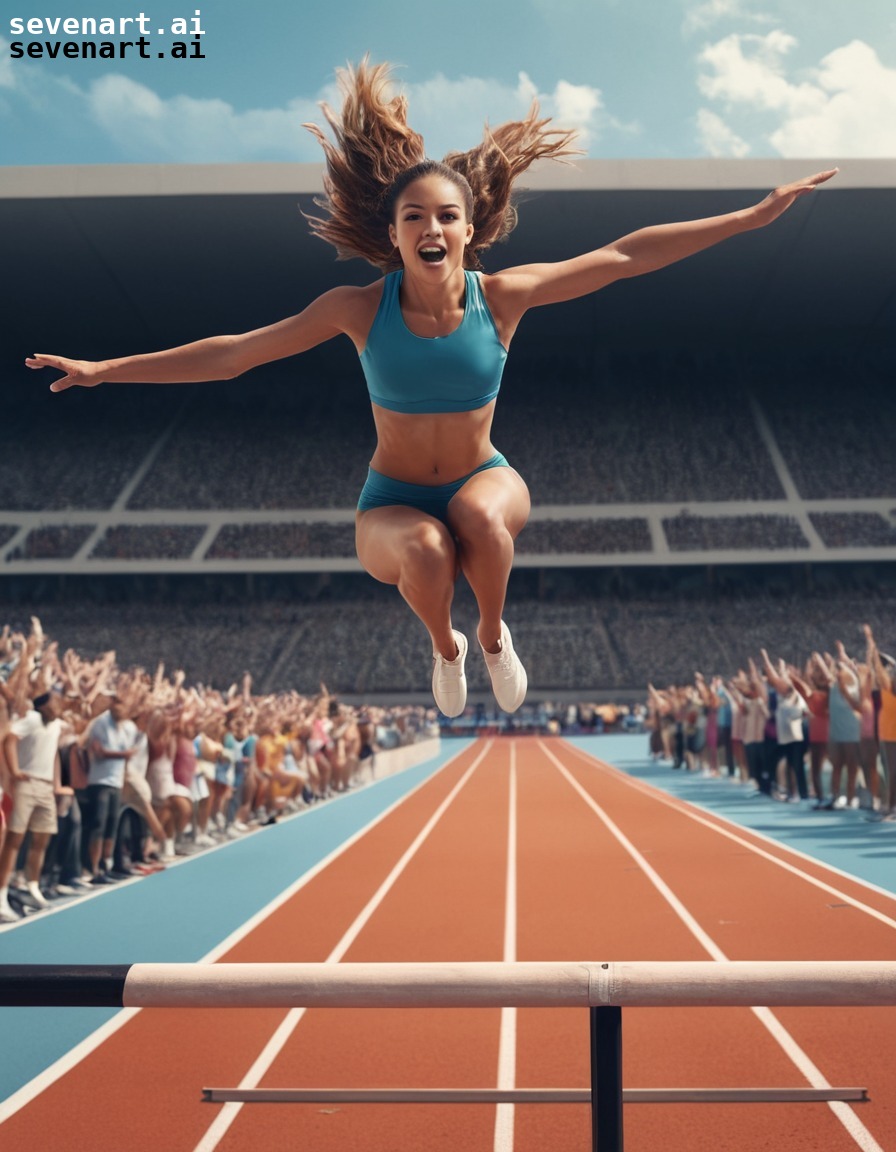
[327,278,386,350]
[317,278,385,313]
[475,267,533,346]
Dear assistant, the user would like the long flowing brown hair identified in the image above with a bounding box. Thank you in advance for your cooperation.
[303,59,580,272]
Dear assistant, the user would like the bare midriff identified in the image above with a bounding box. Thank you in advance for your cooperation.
[368,401,499,484]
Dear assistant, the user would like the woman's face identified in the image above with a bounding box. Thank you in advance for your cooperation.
[388,175,473,276]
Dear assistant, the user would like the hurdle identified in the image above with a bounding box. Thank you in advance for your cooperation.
[3,959,895,1152]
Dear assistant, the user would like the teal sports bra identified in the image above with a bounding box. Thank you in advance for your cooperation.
[359,270,507,414]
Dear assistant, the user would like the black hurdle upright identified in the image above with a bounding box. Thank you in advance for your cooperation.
[591,1005,624,1151]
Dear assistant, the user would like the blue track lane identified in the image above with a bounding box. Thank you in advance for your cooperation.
[0,742,471,1105]
[567,734,896,897]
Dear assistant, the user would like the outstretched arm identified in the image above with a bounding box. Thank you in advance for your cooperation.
[760,648,791,695]
[864,623,892,693]
[491,169,838,315]
[26,284,370,393]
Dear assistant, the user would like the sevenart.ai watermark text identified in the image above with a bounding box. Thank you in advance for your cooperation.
[8,10,206,59]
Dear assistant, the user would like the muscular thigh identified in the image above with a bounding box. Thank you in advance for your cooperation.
[355,506,457,586]
[446,465,531,541]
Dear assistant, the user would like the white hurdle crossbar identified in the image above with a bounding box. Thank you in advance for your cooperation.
[0,959,884,1009]
[3,960,895,1152]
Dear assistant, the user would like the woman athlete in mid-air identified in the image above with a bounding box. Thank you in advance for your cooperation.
[27,61,837,718]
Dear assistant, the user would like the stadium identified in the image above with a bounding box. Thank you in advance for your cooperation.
[3,155,896,1152]
[3,157,896,703]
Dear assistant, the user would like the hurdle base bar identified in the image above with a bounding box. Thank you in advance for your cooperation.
[200,1087,870,1105]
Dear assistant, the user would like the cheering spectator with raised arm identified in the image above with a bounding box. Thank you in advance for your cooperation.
[865,624,896,820]
[761,649,808,802]
[823,643,862,810]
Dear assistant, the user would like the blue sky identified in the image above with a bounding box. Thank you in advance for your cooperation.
[1,0,895,165]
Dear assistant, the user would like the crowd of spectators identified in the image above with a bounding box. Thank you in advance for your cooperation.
[208,522,357,560]
[6,346,896,521]
[6,525,95,561]
[13,513,870,565]
[808,513,896,549]
[90,525,207,560]
[125,378,373,511]
[645,624,896,823]
[753,352,896,500]
[493,361,785,505]
[0,383,171,512]
[11,366,790,515]
[6,569,896,697]
[662,513,809,552]
[518,518,652,555]
[0,616,435,924]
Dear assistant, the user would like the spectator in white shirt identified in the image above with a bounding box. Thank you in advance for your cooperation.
[0,691,66,921]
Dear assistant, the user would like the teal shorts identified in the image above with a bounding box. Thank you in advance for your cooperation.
[357,452,509,526]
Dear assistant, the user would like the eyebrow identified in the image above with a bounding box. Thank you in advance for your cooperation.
[401,202,462,211]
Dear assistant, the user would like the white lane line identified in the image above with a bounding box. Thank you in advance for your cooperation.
[192,740,493,1152]
[0,742,473,1127]
[539,740,887,1152]
[494,744,517,1152]
[753,1006,886,1152]
[540,742,727,960]
[564,741,896,930]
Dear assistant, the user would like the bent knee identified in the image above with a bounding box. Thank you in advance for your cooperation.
[449,498,512,543]
[401,519,456,572]
[357,512,456,585]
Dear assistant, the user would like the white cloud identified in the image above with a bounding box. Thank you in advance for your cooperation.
[86,75,322,161]
[553,79,603,134]
[396,71,607,154]
[0,52,611,163]
[696,107,751,156]
[769,40,896,156]
[697,31,896,156]
[683,0,776,36]
[698,30,821,114]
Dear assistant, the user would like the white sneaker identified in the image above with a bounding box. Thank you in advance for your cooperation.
[25,883,49,909]
[832,795,847,810]
[481,622,527,713]
[0,899,21,924]
[431,630,468,718]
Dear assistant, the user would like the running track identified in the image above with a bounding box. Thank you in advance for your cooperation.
[1,736,895,1152]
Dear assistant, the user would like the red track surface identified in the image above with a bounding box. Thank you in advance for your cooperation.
[3,737,895,1152]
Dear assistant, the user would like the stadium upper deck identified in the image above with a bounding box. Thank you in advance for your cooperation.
[2,160,895,576]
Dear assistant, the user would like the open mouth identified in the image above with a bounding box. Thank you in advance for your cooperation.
[418,246,446,263]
